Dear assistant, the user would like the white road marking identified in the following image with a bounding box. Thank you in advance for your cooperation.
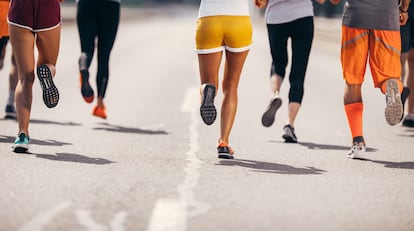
[76,209,107,231]
[147,87,209,231]
[19,201,71,231]
[110,211,128,231]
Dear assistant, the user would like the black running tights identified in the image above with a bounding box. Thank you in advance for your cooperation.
[76,0,120,98]
[267,16,314,104]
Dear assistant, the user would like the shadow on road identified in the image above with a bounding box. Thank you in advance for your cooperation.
[26,152,114,165]
[217,159,326,175]
[30,118,82,126]
[297,141,378,152]
[94,123,168,135]
[0,135,72,146]
[370,160,414,170]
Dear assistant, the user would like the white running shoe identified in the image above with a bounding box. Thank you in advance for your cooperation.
[384,79,403,125]
[347,142,366,159]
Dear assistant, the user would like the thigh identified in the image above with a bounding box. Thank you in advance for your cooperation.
[77,0,98,53]
[267,23,289,77]
[9,25,35,77]
[369,29,401,87]
[97,1,120,56]
[290,17,314,71]
[36,25,61,66]
[341,26,369,85]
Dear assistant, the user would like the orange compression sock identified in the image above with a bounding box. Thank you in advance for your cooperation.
[345,102,363,139]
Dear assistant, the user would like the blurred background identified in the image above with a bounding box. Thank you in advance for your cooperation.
[62,0,345,18]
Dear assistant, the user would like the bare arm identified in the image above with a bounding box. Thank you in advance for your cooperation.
[400,0,411,25]
[253,0,268,8]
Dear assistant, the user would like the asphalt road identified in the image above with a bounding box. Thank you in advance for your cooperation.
[0,5,413,231]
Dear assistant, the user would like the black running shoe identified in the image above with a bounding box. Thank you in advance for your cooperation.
[282,124,298,143]
[200,84,217,125]
[4,104,17,120]
[261,96,282,127]
[402,117,414,127]
[217,141,234,159]
[37,64,59,108]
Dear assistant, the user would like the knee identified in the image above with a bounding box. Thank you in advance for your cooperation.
[20,72,35,86]
[222,85,238,97]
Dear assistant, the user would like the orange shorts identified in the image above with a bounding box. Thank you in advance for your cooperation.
[0,2,9,37]
[341,26,401,88]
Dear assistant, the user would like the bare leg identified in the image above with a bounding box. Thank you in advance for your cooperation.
[406,49,414,115]
[220,50,249,144]
[344,84,363,104]
[36,25,61,72]
[9,26,36,136]
[198,52,222,89]
[287,102,300,127]
[401,52,408,83]
[270,73,283,96]
[8,54,18,104]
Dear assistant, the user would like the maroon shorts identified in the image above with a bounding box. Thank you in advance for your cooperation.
[8,0,61,32]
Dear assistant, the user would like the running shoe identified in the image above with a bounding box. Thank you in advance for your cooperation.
[384,79,403,125]
[79,54,94,103]
[261,96,282,127]
[92,105,107,119]
[346,142,366,159]
[282,124,298,143]
[4,104,16,120]
[200,84,217,125]
[12,133,30,153]
[402,115,414,127]
[37,64,59,108]
[217,141,234,159]
[401,87,410,121]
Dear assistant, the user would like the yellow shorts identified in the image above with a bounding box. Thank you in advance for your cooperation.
[195,16,252,54]
[0,2,9,37]
[341,26,401,88]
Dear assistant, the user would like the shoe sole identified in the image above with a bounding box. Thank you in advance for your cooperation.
[262,98,282,127]
[282,134,298,143]
[218,153,234,159]
[37,65,59,108]
[347,152,365,159]
[385,79,403,125]
[4,113,17,120]
[200,84,217,125]
[80,71,94,103]
[12,145,28,153]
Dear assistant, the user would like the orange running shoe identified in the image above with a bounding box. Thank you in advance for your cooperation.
[92,105,107,119]
[217,141,234,159]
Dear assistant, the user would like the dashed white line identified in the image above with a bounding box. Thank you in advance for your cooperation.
[147,87,209,231]
[19,201,71,231]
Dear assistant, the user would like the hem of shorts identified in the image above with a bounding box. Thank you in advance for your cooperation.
[7,20,61,32]
[226,45,251,53]
[195,46,224,54]
[196,45,251,54]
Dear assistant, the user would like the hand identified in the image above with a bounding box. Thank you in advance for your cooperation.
[254,0,268,8]
[330,0,342,5]
[400,12,409,25]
